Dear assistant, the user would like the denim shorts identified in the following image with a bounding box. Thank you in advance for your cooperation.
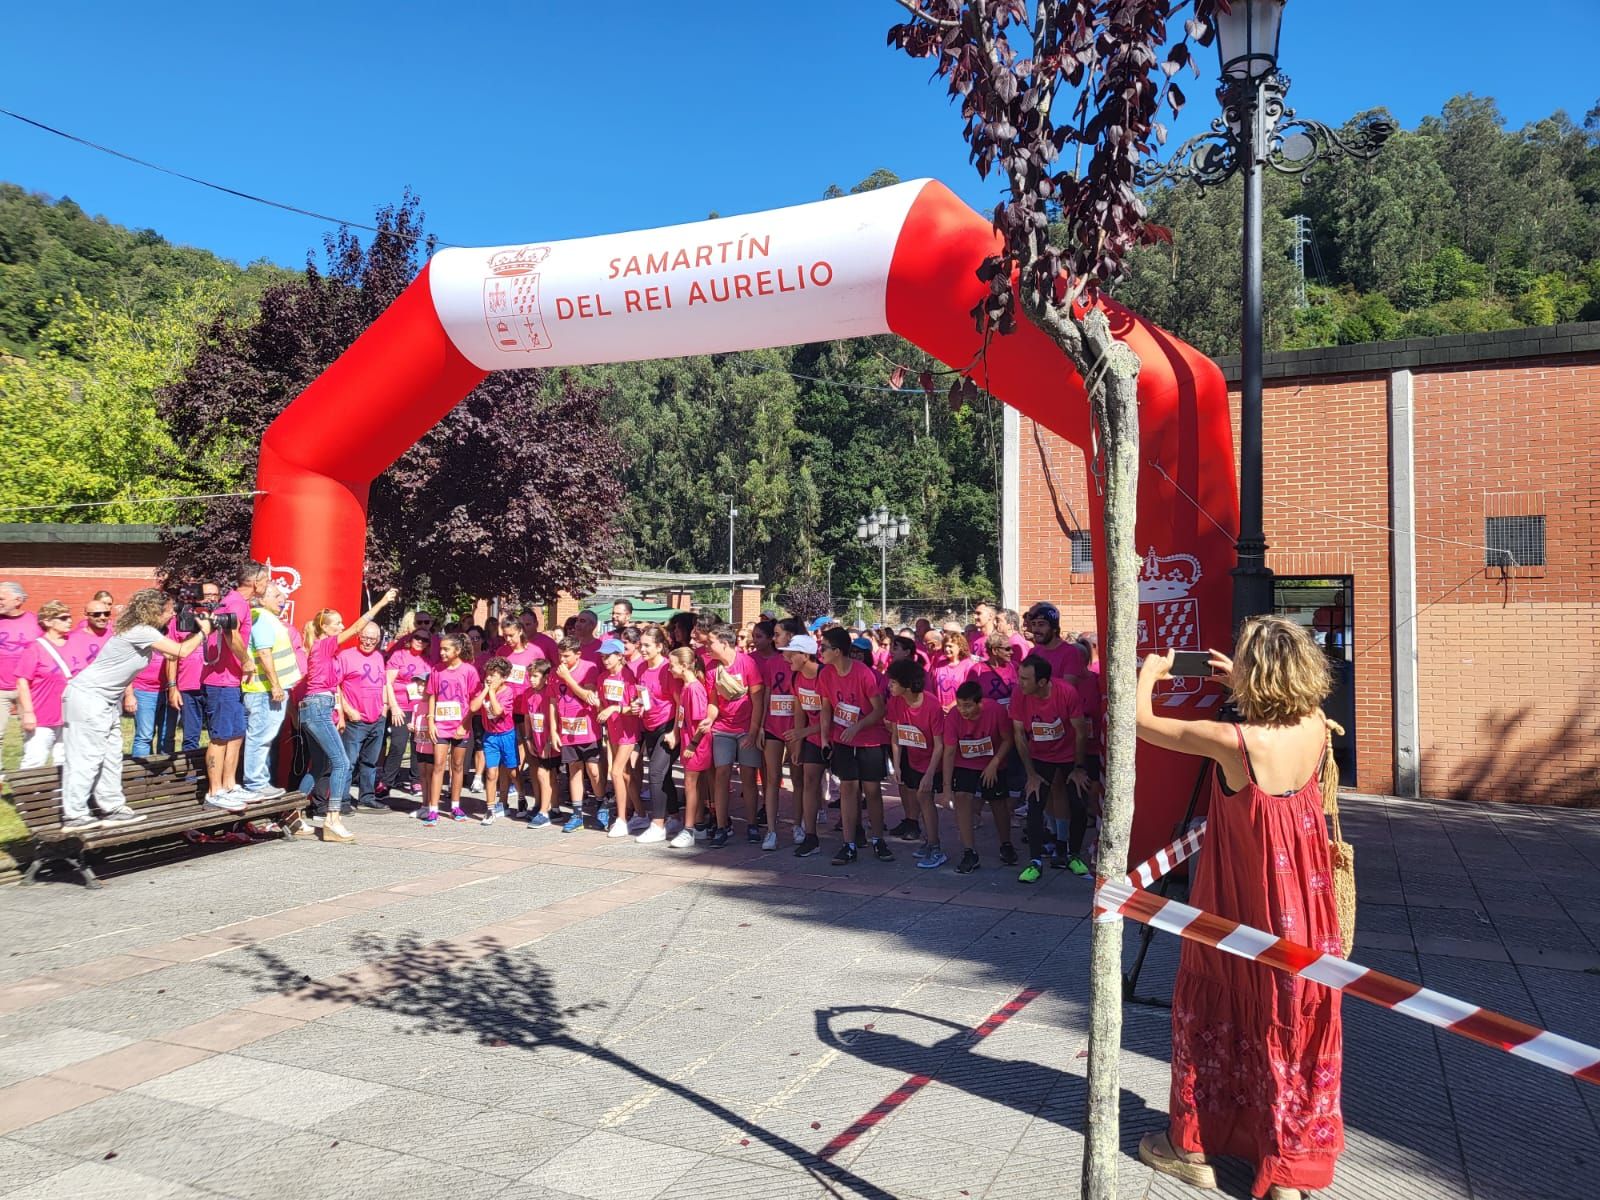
[200,684,247,741]
[712,731,761,768]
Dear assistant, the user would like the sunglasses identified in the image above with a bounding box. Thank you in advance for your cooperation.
[47,614,72,622]
[86,610,111,618]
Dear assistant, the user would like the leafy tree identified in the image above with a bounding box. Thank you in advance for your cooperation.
[0,283,236,522]
[157,192,622,603]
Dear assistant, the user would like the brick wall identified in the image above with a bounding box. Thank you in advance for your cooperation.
[0,540,164,616]
[1014,337,1600,806]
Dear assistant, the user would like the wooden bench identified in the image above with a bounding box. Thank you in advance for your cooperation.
[8,750,306,888]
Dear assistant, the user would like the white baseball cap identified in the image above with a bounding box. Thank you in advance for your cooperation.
[785,634,819,655]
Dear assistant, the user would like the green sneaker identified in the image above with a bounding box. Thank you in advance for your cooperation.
[1018,862,1043,885]
[1067,855,1090,876]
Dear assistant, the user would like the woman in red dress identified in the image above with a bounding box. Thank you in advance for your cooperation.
[1134,616,1343,1200]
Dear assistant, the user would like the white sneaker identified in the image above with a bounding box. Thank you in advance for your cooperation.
[606,822,629,839]
[205,792,247,814]
[668,829,696,849]
[665,818,684,837]
[637,823,667,845]
[792,824,805,845]
[761,831,778,852]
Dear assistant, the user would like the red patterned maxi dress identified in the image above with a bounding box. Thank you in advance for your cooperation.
[1168,726,1344,1197]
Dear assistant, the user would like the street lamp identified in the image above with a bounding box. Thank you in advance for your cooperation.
[856,505,911,623]
[1135,0,1392,629]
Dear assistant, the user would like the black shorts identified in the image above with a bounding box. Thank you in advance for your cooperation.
[800,741,826,766]
[536,754,561,771]
[951,765,1006,801]
[1082,754,1102,781]
[832,743,888,783]
[1003,754,1026,795]
[896,750,941,794]
[561,742,602,765]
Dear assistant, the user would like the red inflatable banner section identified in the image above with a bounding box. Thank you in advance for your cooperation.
[251,179,1237,859]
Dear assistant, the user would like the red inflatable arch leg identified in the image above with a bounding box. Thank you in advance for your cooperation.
[251,179,1236,858]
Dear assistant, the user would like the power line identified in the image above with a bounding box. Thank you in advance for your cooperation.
[0,490,262,516]
[0,106,445,246]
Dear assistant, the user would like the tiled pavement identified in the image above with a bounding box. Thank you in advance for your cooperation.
[0,792,1597,1199]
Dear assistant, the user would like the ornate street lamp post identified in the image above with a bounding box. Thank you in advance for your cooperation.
[1136,0,1392,628]
[856,506,911,624]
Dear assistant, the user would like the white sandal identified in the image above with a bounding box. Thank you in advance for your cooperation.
[1138,1131,1217,1190]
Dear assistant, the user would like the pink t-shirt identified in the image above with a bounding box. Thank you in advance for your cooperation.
[755,651,795,736]
[427,661,481,740]
[0,611,42,689]
[336,646,387,723]
[132,646,167,692]
[1072,668,1104,755]
[65,624,113,673]
[478,682,517,734]
[555,658,600,745]
[633,658,678,732]
[886,692,941,773]
[531,632,560,663]
[600,669,641,744]
[386,647,430,714]
[792,668,825,746]
[710,650,762,735]
[972,632,1031,661]
[676,677,713,771]
[17,639,70,726]
[1011,680,1087,765]
[501,644,549,713]
[199,588,253,687]
[1028,638,1088,684]
[579,637,605,667]
[166,618,204,691]
[524,679,557,756]
[943,699,1011,769]
[820,659,888,748]
[974,661,1019,711]
[304,635,342,696]
[930,656,979,711]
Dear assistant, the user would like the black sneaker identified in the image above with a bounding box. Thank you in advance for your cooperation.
[889,818,917,840]
[998,841,1018,866]
[1050,851,1070,870]
[356,796,387,810]
[956,849,981,874]
[871,838,895,862]
[709,826,732,849]
[794,833,821,858]
[831,843,858,866]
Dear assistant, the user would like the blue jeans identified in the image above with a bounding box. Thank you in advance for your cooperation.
[242,690,288,792]
[177,689,204,751]
[341,718,384,805]
[131,688,176,756]
[298,692,351,815]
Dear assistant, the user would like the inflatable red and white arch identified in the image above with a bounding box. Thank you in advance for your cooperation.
[252,179,1237,855]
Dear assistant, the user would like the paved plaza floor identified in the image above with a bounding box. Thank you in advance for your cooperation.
[1,792,1597,1199]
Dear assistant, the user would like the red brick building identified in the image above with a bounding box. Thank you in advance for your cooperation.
[1002,321,1600,806]
[0,524,165,614]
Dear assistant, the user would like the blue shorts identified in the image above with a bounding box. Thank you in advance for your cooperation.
[200,684,247,741]
[482,729,519,770]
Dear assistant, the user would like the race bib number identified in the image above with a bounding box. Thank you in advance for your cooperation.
[434,700,463,723]
[798,689,823,713]
[833,701,862,728]
[1031,718,1066,743]
[530,712,546,735]
[895,723,928,750]
[405,680,423,702]
[561,715,592,739]
[603,678,626,704]
[508,663,527,685]
[959,736,995,759]
[768,693,796,718]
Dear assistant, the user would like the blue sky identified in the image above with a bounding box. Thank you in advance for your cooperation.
[2,1,1595,268]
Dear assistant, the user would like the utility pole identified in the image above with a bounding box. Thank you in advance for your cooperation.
[725,495,738,615]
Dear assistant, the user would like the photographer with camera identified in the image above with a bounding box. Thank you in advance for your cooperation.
[60,589,212,832]
[165,581,218,752]
[192,561,268,812]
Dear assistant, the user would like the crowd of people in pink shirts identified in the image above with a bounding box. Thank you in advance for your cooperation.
[1,577,1107,882]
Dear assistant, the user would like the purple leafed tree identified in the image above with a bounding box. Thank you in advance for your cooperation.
[886,4,1217,1197]
[157,191,623,607]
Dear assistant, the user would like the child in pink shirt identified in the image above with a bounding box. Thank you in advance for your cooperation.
[521,659,559,827]
[940,681,1016,874]
[554,635,605,832]
[470,656,517,826]
[753,620,793,850]
[423,634,481,824]
[669,647,717,849]
[885,657,945,868]
[597,641,642,837]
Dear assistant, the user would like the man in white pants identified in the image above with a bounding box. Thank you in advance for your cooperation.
[60,590,210,833]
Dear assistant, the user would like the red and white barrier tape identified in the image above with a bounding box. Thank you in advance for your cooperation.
[1123,821,1206,890]
[1095,842,1600,1085]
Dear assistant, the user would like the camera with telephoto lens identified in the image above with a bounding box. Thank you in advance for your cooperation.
[174,583,237,635]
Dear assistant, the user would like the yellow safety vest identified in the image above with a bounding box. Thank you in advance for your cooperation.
[242,609,304,693]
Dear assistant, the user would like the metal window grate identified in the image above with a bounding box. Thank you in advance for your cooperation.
[1069,531,1094,574]
[1485,515,1545,568]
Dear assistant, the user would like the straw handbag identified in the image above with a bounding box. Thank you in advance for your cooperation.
[1319,718,1356,958]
